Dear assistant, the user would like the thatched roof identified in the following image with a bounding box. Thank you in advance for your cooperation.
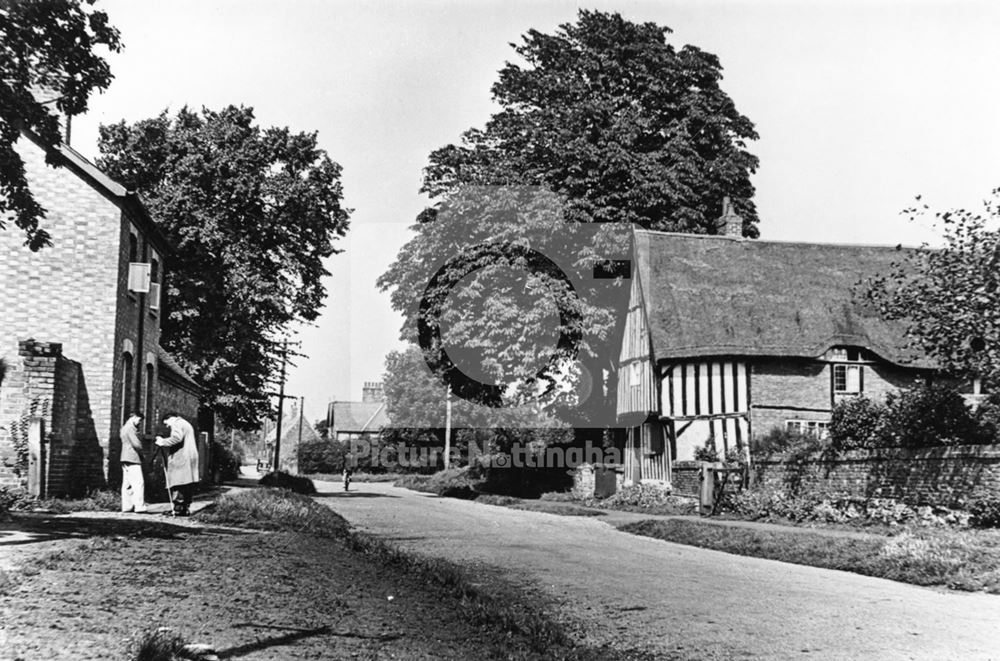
[635,230,931,368]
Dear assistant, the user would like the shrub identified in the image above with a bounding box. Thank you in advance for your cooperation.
[539,491,578,502]
[258,471,316,495]
[589,483,674,508]
[209,439,243,482]
[394,467,480,499]
[693,437,719,462]
[751,426,825,457]
[974,394,1000,444]
[882,384,983,447]
[968,498,1000,528]
[0,486,29,515]
[298,439,347,475]
[830,396,887,449]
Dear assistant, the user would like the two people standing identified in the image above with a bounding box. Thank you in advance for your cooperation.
[118,410,200,516]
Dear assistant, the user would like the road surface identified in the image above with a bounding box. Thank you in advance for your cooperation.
[316,480,1000,660]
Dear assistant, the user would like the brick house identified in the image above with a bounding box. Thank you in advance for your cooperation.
[615,202,947,487]
[0,128,202,494]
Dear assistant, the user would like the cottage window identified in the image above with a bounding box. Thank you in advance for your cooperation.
[144,364,155,433]
[786,420,830,439]
[629,361,641,390]
[121,353,134,426]
[833,364,862,394]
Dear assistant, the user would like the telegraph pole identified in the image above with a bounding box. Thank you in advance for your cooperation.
[443,386,452,469]
[298,396,305,444]
[273,340,289,472]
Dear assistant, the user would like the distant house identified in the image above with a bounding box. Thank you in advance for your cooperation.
[615,201,957,487]
[327,382,389,443]
[263,399,320,474]
[0,127,202,495]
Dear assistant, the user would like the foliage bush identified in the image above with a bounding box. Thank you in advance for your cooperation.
[0,486,29,516]
[475,494,522,506]
[209,439,243,482]
[394,467,480,499]
[298,439,347,475]
[258,471,316,495]
[750,426,829,457]
[882,384,984,447]
[974,394,1000,444]
[968,498,1000,528]
[830,396,888,449]
[587,483,670,508]
[723,486,971,527]
[692,440,719,463]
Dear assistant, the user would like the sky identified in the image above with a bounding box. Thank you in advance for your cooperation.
[69,0,1000,424]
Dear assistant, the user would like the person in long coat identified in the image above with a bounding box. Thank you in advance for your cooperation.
[154,411,200,516]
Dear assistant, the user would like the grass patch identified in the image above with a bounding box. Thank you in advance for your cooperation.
[304,471,403,483]
[258,471,316,494]
[621,518,1000,593]
[195,488,349,537]
[29,489,120,514]
[128,627,186,661]
[510,500,606,517]
[475,494,522,506]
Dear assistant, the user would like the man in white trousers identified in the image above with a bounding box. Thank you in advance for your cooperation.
[120,411,148,513]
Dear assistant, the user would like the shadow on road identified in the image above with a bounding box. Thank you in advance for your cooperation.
[312,492,399,499]
[0,513,251,547]
[220,624,402,658]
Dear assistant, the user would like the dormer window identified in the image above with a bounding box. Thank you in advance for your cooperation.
[830,346,866,395]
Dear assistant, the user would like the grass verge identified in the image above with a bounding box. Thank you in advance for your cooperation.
[305,471,403,483]
[196,488,349,537]
[621,518,1000,593]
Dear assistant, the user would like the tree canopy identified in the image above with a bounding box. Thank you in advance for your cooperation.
[0,0,121,250]
[98,106,350,428]
[865,190,1000,387]
[381,11,758,430]
[422,9,760,235]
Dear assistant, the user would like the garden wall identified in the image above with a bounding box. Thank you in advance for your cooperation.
[752,444,1000,507]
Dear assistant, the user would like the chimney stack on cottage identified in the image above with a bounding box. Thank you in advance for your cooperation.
[362,381,385,403]
[716,196,744,238]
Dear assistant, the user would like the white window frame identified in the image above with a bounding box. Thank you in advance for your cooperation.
[786,419,830,439]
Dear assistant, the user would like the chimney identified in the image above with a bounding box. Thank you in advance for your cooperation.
[362,381,385,403]
[716,196,744,238]
[29,85,73,146]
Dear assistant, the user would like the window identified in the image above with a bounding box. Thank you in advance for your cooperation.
[786,420,830,439]
[121,353,134,426]
[144,364,155,433]
[629,361,641,391]
[149,258,161,313]
[833,364,862,394]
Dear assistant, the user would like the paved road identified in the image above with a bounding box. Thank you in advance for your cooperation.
[316,480,1000,660]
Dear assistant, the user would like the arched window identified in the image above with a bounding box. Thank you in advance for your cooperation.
[144,364,155,434]
[121,353,134,426]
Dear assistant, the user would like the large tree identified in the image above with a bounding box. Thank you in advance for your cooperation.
[0,0,121,250]
[422,9,759,234]
[98,106,350,428]
[380,11,759,432]
[865,190,1000,387]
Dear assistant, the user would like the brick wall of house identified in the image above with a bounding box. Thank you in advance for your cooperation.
[752,445,1000,507]
[749,358,924,439]
[0,134,162,490]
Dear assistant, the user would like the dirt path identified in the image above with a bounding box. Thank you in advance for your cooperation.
[316,480,1000,660]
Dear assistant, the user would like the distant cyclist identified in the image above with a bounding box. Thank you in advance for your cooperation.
[343,466,353,492]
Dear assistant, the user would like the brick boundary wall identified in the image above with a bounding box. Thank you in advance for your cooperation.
[750,445,1000,507]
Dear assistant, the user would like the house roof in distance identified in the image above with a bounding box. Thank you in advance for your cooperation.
[634,229,932,368]
[330,401,389,434]
[157,346,201,393]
